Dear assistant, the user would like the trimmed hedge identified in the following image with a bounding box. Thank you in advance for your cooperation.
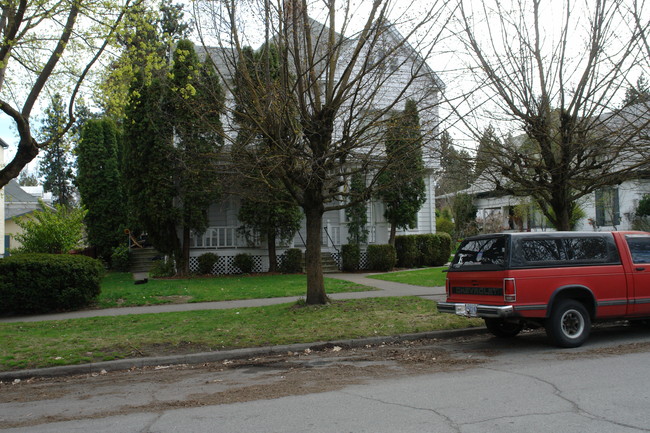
[280,248,303,273]
[436,232,453,265]
[395,236,418,268]
[367,244,397,272]
[0,253,104,314]
[233,253,254,274]
[395,233,453,268]
[197,252,219,275]
[341,244,361,271]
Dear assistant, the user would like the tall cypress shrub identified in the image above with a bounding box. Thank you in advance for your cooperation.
[76,119,126,261]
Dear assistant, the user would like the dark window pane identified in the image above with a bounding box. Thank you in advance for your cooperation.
[521,239,562,262]
[627,236,650,264]
[563,238,608,261]
[452,237,506,269]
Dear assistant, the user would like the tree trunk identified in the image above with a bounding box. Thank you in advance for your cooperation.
[267,230,277,273]
[555,208,571,231]
[304,204,328,305]
[0,137,39,189]
[388,222,397,246]
[549,196,572,231]
[179,226,191,276]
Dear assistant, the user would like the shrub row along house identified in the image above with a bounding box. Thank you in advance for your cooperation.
[169,19,444,274]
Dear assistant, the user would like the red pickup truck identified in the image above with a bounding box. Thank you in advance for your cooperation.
[437,231,650,347]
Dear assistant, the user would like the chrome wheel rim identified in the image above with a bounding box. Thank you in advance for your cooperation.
[561,309,584,338]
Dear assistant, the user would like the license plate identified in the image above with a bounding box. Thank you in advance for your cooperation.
[455,303,478,317]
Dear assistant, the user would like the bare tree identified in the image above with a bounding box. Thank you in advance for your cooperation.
[451,0,650,230]
[0,0,135,188]
[194,0,448,304]
[627,0,649,63]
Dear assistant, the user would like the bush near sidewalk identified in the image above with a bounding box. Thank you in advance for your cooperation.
[0,254,104,314]
[395,233,452,268]
[367,244,397,271]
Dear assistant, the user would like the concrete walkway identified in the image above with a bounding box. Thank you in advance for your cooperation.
[0,273,447,323]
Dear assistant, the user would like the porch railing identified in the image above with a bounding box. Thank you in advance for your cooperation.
[191,226,248,248]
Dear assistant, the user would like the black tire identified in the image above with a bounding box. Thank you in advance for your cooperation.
[545,299,591,348]
[484,318,524,338]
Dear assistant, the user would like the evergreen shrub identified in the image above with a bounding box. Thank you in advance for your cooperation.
[367,244,397,272]
[394,233,453,268]
[280,248,303,273]
[197,253,219,275]
[0,254,104,314]
[435,232,453,265]
[150,258,176,277]
[233,253,254,274]
[341,244,360,271]
[436,216,455,235]
[416,234,439,267]
[110,244,131,271]
[395,235,418,268]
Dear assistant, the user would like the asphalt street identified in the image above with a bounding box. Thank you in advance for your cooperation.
[3,324,650,433]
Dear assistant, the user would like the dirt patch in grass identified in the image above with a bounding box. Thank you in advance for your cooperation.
[155,295,194,304]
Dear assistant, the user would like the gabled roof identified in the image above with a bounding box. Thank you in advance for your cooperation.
[4,179,46,220]
[195,18,445,93]
[380,23,445,92]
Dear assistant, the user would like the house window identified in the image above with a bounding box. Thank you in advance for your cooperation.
[595,187,620,226]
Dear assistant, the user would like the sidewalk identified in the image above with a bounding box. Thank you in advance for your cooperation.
[0,273,447,323]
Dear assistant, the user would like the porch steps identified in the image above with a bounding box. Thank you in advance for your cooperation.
[130,247,162,274]
[299,252,339,273]
[321,252,340,273]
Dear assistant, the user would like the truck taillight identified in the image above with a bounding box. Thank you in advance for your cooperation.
[504,278,516,302]
[445,278,450,297]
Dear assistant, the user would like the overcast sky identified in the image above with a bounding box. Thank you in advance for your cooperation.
[2,0,646,173]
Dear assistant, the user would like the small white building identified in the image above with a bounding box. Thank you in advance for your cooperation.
[3,180,54,254]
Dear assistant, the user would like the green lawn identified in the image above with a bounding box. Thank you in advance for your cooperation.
[367,267,448,287]
[97,273,374,308]
[0,297,481,371]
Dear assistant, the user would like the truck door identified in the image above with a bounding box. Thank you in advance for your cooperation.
[625,234,650,316]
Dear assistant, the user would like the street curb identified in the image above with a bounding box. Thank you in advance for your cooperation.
[0,327,487,381]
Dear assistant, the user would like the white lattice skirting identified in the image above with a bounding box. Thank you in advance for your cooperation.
[189,255,264,274]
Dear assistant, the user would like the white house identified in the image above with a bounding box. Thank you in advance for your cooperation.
[185,21,444,273]
[451,102,650,234]
[451,173,650,233]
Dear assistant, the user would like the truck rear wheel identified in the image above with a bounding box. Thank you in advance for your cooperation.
[484,318,523,338]
[545,299,591,348]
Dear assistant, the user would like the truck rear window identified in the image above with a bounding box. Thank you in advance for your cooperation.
[520,237,609,263]
[511,235,619,267]
[450,236,507,271]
